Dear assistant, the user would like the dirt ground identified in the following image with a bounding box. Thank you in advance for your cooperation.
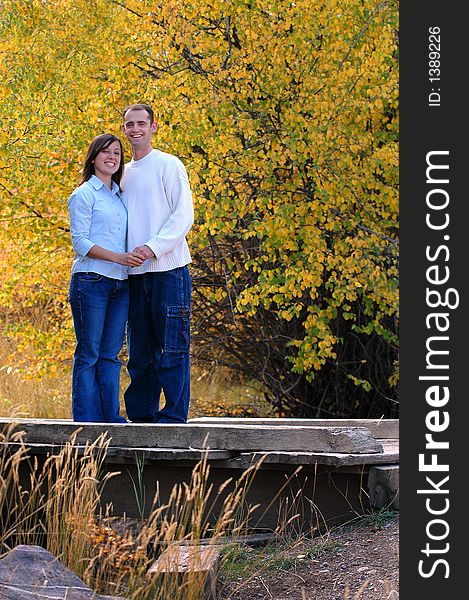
[217,514,399,600]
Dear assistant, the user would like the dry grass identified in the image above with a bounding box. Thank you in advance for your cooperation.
[188,364,273,418]
[0,328,271,420]
[0,423,266,599]
[0,423,113,571]
[0,329,71,418]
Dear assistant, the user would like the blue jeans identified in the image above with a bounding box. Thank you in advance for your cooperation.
[69,272,128,423]
[124,266,191,423]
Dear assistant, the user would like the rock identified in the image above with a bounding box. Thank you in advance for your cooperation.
[0,545,127,599]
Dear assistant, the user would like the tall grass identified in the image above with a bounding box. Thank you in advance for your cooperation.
[0,423,265,599]
[0,424,114,570]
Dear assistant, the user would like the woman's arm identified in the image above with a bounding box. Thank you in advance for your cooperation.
[87,245,145,267]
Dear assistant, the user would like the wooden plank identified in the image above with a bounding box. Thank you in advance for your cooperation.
[189,417,399,440]
[2,442,235,461]
[105,447,235,461]
[148,544,220,600]
[2,440,398,468]
[380,439,399,454]
[149,544,220,574]
[216,447,398,468]
[0,418,384,454]
[151,533,274,548]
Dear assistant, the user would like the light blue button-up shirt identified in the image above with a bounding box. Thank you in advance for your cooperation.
[68,175,128,280]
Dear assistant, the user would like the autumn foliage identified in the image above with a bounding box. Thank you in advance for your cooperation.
[0,0,398,417]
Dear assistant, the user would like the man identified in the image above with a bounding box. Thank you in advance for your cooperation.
[121,103,194,423]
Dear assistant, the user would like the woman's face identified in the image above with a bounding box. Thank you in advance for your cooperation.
[93,141,121,181]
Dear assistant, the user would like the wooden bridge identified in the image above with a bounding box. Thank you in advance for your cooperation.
[0,417,399,532]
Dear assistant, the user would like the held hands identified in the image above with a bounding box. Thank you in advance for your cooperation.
[132,245,155,260]
[86,245,147,267]
[119,250,146,267]
[119,246,154,267]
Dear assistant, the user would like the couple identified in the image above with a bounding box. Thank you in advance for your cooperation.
[67,103,194,425]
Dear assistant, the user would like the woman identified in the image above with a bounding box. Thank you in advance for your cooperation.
[68,133,145,422]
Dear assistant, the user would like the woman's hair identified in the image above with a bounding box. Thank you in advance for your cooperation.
[80,133,124,186]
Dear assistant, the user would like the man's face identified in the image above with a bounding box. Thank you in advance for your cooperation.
[122,109,157,149]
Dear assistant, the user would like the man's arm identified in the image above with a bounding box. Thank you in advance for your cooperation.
[142,160,194,259]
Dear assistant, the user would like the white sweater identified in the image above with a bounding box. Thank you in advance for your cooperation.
[121,149,194,274]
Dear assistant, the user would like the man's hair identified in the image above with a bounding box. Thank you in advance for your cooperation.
[122,103,155,124]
